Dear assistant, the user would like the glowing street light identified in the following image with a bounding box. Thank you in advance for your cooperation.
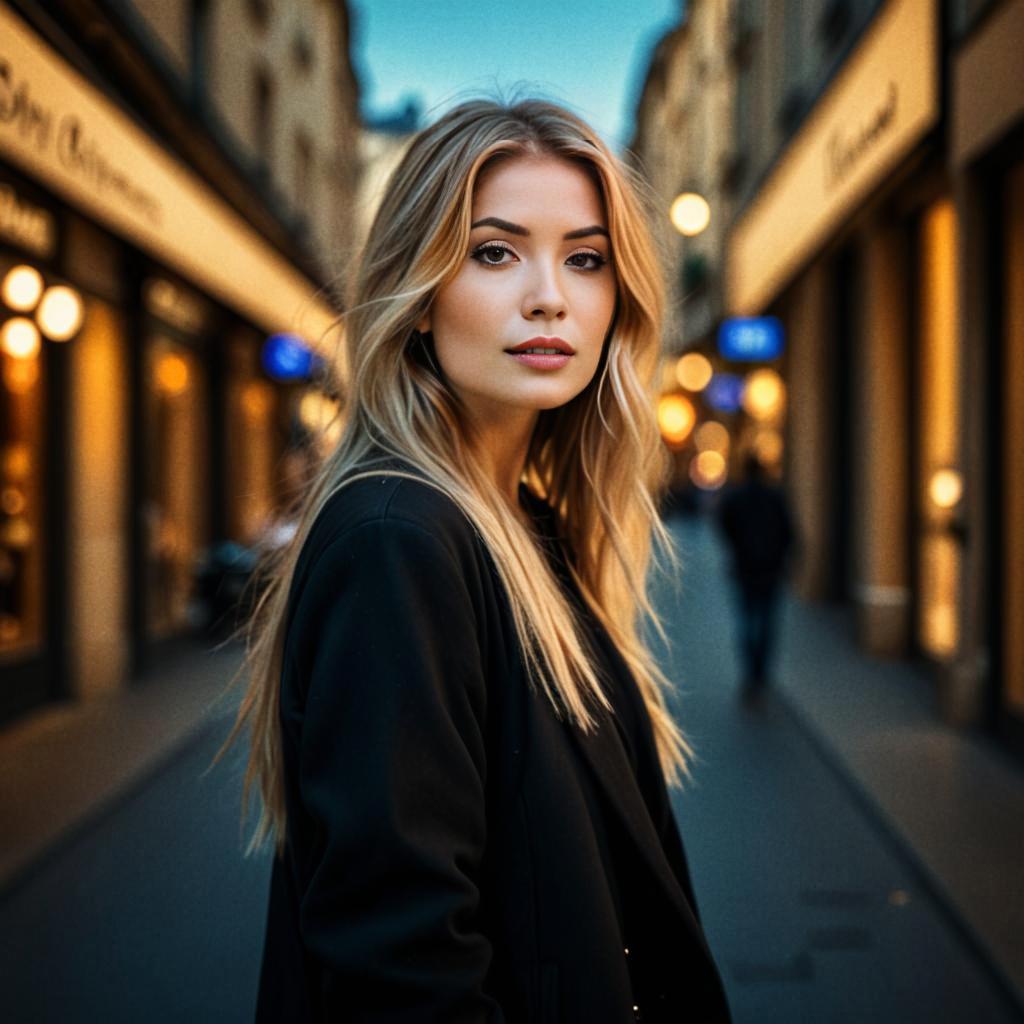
[2,265,44,312]
[929,468,963,510]
[690,449,727,490]
[657,394,696,446]
[670,192,711,237]
[1,317,41,360]
[675,351,713,392]
[36,285,84,341]
[741,368,786,421]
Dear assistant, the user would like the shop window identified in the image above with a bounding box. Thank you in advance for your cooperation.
[142,335,209,641]
[915,198,961,659]
[0,299,44,658]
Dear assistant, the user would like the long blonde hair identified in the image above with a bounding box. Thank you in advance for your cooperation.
[219,97,691,856]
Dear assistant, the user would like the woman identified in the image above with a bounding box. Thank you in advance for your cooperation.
[223,98,732,1022]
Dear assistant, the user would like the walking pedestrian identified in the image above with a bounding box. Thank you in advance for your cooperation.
[219,98,732,1023]
[715,451,797,699]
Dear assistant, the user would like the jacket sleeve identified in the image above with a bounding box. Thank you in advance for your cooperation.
[288,516,505,1022]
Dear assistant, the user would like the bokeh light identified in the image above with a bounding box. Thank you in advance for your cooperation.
[929,468,963,510]
[751,429,785,468]
[689,449,727,490]
[694,420,730,454]
[670,192,711,237]
[675,352,713,392]
[2,266,44,312]
[3,356,40,394]
[741,368,786,421]
[36,285,84,341]
[1,317,41,360]
[155,352,190,395]
[657,394,696,446]
[240,381,273,420]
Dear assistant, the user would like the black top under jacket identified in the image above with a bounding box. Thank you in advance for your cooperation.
[255,465,732,1023]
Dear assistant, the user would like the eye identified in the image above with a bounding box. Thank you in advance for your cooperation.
[470,241,517,266]
[566,249,608,271]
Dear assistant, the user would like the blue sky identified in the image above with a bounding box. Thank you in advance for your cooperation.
[348,0,683,151]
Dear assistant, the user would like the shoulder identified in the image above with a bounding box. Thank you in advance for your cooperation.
[288,471,485,615]
[313,472,477,557]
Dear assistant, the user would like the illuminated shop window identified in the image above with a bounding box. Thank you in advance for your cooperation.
[0,322,45,657]
[143,335,209,640]
[916,198,961,659]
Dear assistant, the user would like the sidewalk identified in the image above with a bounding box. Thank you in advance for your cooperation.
[679,516,1024,1015]
[1,524,1022,1016]
[0,639,245,895]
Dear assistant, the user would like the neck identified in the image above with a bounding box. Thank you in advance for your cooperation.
[467,406,538,508]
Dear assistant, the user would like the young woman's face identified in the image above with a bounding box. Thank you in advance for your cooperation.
[420,154,617,424]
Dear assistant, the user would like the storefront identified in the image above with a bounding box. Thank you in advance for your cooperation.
[951,0,1024,745]
[0,3,336,722]
[0,167,70,721]
[726,0,958,681]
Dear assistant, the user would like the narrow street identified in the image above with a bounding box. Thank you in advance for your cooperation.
[0,517,1019,1023]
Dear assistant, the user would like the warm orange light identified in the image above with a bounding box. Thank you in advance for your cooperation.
[694,420,729,454]
[299,391,342,450]
[3,356,39,394]
[689,449,727,490]
[36,285,84,341]
[1,486,25,515]
[670,192,711,237]
[675,352,713,392]
[241,381,272,420]
[752,429,784,467]
[2,265,44,312]
[155,353,190,395]
[1,317,41,359]
[929,468,963,510]
[742,368,786,421]
[1,443,32,480]
[657,394,696,445]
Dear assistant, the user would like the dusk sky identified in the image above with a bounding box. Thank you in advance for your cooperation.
[348,0,683,151]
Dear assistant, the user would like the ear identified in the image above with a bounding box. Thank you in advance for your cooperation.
[416,314,431,334]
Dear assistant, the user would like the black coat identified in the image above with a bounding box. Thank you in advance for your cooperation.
[255,469,731,1023]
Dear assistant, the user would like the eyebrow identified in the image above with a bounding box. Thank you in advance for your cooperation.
[470,216,609,240]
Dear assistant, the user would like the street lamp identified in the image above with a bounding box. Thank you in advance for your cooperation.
[670,192,710,237]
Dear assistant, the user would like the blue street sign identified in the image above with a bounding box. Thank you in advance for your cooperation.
[262,333,319,380]
[705,373,744,413]
[718,316,784,361]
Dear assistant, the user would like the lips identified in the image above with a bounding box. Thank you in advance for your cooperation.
[504,336,575,355]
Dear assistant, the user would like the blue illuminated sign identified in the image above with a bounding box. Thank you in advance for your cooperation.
[718,317,784,361]
[262,333,320,380]
[705,373,744,413]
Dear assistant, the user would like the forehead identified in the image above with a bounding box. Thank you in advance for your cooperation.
[471,154,606,224]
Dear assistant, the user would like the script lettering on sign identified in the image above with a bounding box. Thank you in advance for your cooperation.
[0,56,163,227]
[825,81,898,191]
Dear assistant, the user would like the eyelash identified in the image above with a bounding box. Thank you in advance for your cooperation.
[470,241,608,271]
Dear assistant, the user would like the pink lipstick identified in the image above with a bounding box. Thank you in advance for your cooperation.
[504,336,574,370]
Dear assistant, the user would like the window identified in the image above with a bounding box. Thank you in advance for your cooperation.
[253,67,274,169]
[294,131,313,212]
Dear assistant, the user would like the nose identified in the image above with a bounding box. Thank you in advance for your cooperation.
[521,259,567,321]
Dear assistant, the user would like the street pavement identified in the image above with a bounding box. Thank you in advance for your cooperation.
[0,515,1019,1023]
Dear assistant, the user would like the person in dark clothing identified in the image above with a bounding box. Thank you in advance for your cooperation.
[716,452,797,697]
[216,98,732,1022]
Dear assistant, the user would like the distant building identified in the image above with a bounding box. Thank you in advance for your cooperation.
[630,0,737,353]
[723,0,1024,756]
[0,1,360,724]
[355,98,423,249]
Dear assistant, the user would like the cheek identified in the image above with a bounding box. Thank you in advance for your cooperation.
[432,270,503,341]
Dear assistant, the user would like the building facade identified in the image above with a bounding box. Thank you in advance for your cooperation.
[0,0,360,726]
[723,0,1024,754]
